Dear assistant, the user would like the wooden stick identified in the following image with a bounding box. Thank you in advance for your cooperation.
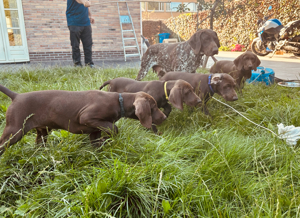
[202,55,209,68]
[211,56,218,63]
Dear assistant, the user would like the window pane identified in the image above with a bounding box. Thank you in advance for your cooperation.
[184,3,196,12]
[3,0,17,9]
[5,10,20,28]
[148,2,164,11]
[170,2,181,11]
[195,3,201,11]
[148,2,159,10]
[141,2,146,11]
[159,3,164,11]
[8,29,22,46]
[166,3,170,11]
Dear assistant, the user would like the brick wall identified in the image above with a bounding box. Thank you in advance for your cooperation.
[22,0,141,62]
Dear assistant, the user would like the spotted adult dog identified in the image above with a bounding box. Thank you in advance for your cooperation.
[136,29,220,81]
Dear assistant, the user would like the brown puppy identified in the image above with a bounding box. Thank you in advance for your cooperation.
[0,85,167,155]
[210,51,261,91]
[159,71,238,115]
[99,78,202,132]
[136,29,220,80]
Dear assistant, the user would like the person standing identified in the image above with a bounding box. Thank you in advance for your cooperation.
[66,0,95,67]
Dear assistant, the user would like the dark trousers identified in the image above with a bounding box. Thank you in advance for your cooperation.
[68,25,94,65]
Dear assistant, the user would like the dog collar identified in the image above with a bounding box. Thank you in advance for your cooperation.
[208,74,215,96]
[164,82,169,100]
[118,93,125,117]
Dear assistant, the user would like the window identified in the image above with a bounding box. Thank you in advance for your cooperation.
[166,3,170,11]
[141,2,146,11]
[184,3,197,12]
[166,2,181,12]
[147,2,164,11]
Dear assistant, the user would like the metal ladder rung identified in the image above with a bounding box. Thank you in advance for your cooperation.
[122,30,134,32]
[124,45,138,48]
[126,54,140,57]
[124,38,135,40]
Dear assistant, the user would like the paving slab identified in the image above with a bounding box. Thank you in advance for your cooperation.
[207,51,300,80]
[0,59,141,73]
[1,51,299,81]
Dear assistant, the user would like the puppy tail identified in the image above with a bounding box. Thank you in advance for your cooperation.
[0,85,18,100]
[99,80,111,90]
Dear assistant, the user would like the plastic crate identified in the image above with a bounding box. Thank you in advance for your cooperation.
[158,33,170,43]
[246,66,275,86]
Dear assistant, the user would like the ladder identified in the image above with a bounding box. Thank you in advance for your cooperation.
[117,2,141,61]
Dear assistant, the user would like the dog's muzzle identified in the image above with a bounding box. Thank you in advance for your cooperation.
[212,47,219,55]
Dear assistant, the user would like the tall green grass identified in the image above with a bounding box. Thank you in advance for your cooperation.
[0,66,300,217]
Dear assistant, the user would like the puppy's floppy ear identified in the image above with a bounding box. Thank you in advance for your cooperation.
[211,74,223,84]
[168,86,183,110]
[214,32,221,48]
[252,54,261,71]
[233,53,244,71]
[152,65,162,74]
[188,31,202,55]
[134,98,152,129]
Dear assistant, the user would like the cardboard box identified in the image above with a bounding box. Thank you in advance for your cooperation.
[163,38,178,43]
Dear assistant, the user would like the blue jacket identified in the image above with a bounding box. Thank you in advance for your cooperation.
[66,0,90,26]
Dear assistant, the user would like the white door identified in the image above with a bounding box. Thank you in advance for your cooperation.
[0,0,29,63]
[0,29,6,61]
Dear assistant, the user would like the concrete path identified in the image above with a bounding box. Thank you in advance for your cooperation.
[0,59,141,73]
[1,51,299,80]
[207,51,300,80]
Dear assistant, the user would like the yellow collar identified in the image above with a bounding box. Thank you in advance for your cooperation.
[164,82,169,100]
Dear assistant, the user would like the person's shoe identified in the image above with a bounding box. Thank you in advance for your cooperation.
[74,62,82,67]
[85,63,95,68]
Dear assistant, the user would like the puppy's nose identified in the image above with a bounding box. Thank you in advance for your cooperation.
[212,47,219,55]
[232,96,238,101]
[249,65,253,69]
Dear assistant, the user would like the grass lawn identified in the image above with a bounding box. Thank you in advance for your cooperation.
[0,66,300,217]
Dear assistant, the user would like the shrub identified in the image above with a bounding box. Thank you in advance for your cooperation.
[164,0,300,48]
[219,45,231,51]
